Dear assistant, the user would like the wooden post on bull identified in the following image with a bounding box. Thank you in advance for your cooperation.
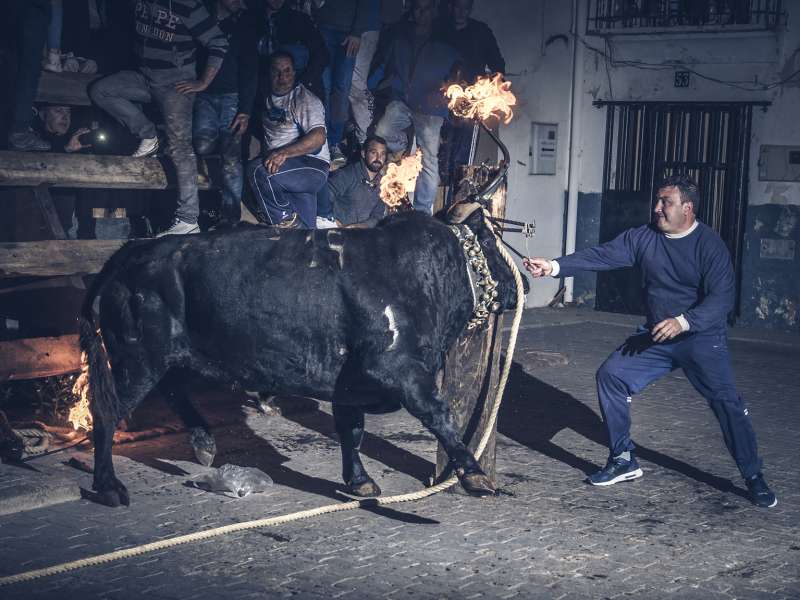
[435,167,507,492]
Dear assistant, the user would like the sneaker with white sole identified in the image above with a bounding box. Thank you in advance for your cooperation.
[156,218,200,237]
[315,216,338,229]
[745,473,778,508]
[588,455,644,486]
[132,136,159,158]
[42,49,62,73]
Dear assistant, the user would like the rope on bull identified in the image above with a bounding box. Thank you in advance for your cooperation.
[0,225,526,587]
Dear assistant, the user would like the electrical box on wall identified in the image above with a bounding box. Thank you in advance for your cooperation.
[529,122,558,175]
[758,145,800,181]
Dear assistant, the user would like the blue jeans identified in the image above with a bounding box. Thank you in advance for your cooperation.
[320,26,357,149]
[246,155,329,228]
[596,328,763,479]
[375,100,444,214]
[193,92,243,219]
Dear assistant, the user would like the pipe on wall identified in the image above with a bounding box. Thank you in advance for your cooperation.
[563,0,586,302]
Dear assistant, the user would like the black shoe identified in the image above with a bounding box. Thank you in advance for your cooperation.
[745,473,777,508]
[587,455,644,486]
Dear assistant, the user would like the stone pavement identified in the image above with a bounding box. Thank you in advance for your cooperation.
[0,307,798,599]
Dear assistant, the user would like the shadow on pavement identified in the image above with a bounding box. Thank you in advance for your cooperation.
[499,362,749,500]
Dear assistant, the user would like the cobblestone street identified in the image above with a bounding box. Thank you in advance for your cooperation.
[1,307,798,599]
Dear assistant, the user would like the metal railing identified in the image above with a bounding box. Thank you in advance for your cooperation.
[587,0,785,34]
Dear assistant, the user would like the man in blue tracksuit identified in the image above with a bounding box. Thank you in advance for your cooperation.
[524,175,777,508]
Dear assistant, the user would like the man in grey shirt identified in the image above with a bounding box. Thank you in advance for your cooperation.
[327,135,387,228]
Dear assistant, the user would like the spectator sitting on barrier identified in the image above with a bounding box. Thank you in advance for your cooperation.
[89,0,229,237]
[245,51,330,229]
[371,0,461,215]
[323,135,387,228]
[193,0,258,229]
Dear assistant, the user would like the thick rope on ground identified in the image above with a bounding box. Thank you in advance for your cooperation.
[0,230,526,587]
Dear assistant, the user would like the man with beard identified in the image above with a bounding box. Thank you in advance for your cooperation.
[326,135,387,228]
[524,175,778,509]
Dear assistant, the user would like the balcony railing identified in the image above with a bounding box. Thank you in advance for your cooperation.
[587,0,785,34]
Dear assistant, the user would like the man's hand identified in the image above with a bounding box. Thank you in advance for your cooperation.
[342,34,361,57]
[264,149,290,174]
[523,257,552,278]
[651,318,683,343]
[229,113,250,137]
[65,127,92,153]
[175,80,208,95]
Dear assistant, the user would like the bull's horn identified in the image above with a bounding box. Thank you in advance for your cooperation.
[446,201,483,224]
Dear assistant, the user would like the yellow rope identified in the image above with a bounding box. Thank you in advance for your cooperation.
[0,232,526,587]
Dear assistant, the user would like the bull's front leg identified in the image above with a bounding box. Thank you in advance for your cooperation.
[400,382,496,497]
[333,404,381,497]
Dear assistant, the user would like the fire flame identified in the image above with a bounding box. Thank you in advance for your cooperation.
[69,351,94,432]
[379,149,423,209]
[444,73,516,125]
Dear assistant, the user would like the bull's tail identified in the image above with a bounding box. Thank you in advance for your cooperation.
[77,241,146,426]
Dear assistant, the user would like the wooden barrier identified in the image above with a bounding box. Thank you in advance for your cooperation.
[0,335,80,382]
[435,174,507,490]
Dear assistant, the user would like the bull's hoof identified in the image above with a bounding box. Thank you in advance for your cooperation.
[459,472,496,497]
[91,480,130,507]
[190,428,217,467]
[347,479,382,497]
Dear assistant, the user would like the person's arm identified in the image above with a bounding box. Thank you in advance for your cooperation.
[329,170,356,225]
[175,3,229,94]
[342,0,371,57]
[552,228,639,277]
[263,127,326,173]
[362,195,386,228]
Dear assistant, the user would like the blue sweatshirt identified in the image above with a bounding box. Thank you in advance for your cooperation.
[556,222,735,334]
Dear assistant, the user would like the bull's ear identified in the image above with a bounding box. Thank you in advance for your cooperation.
[446,201,483,224]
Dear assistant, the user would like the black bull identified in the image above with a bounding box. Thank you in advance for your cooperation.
[80,205,526,507]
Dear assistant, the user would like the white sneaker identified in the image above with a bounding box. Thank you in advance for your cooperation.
[156,219,200,237]
[315,216,338,229]
[132,136,159,158]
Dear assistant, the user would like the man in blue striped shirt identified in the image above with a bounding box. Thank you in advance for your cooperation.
[525,175,777,508]
[90,0,228,236]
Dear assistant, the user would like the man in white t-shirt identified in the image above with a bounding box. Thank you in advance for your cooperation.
[245,51,330,228]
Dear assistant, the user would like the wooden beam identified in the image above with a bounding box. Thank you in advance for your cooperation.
[0,335,80,381]
[35,71,99,107]
[0,151,214,190]
[0,240,124,278]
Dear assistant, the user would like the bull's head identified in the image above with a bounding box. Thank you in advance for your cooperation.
[445,202,529,312]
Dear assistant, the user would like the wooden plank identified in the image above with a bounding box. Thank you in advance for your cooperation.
[0,276,85,296]
[435,179,507,491]
[35,71,100,107]
[0,151,214,190]
[33,185,67,239]
[0,240,125,278]
[0,335,80,381]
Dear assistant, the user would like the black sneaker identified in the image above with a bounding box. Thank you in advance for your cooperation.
[588,455,644,486]
[745,473,777,508]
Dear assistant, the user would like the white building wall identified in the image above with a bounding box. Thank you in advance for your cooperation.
[474,0,800,318]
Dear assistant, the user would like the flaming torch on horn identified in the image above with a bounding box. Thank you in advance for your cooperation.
[444,73,516,202]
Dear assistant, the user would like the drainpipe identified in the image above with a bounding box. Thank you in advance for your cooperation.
[563,0,586,302]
